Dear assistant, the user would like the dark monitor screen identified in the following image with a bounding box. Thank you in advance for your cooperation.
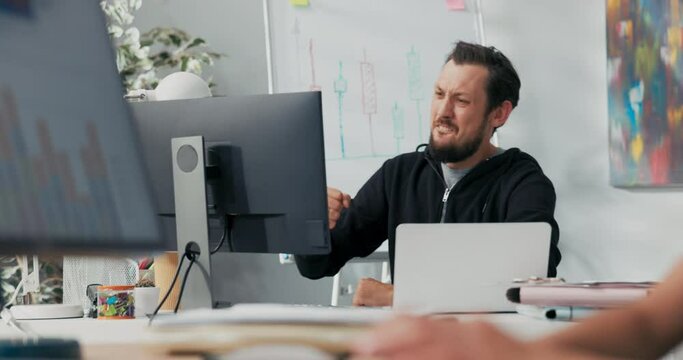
[0,1,165,253]
[130,93,331,255]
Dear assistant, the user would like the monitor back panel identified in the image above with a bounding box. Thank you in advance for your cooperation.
[130,93,330,255]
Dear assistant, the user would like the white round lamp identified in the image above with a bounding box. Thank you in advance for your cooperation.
[154,71,212,101]
[126,72,212,101]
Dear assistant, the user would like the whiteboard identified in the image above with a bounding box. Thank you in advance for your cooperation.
[266,0,481,195]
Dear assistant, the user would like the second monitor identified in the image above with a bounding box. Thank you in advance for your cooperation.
[131,92,330,256]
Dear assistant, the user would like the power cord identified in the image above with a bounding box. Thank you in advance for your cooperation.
[149,215,234,324]
[210,215,235,254]
[174,244,199,313]
[148,252,186,325]
[210,219,228,254]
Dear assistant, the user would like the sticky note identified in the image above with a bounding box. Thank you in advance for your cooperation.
[446,0,466,11]
[290,0,309,7]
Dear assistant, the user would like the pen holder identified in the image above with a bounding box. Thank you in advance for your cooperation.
[138,269,155,287]
[97,285,135,319]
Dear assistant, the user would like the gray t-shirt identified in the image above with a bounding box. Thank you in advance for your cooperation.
[441,163,471,189]
[439,147,505,222]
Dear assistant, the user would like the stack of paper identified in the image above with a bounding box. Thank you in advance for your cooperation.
[152,303,393,327]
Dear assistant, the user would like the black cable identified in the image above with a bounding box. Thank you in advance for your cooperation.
[172,242,201,313]
[226,215,235,252]
[148,254,186,325]
[210,215,235,254]
[174,258,196,313]
[210,218,228,255]
[149,215,229,321]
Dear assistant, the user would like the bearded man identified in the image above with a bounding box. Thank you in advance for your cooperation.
[295,41,560,307]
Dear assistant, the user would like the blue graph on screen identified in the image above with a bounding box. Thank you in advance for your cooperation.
[0,87,121,238]
[0,0,32,17]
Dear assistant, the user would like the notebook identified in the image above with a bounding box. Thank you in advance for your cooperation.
[392,223,551,313]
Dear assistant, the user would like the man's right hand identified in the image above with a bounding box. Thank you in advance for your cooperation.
[327,187,351,230]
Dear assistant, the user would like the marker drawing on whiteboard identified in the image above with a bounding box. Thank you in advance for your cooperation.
[291,18,303,87]
[406,46,426,141]
[308,39,321,91]
[333,61,348,158]
[360,49,378,156]
[392,102,405,154]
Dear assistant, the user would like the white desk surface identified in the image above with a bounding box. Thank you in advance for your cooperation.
[0,313,571,358]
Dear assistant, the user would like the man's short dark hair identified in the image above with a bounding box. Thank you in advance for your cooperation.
[446,41,521,115]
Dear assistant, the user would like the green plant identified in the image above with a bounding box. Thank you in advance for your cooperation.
[100,0,224,91]
[1,256,63,305]
[0,256,19,304]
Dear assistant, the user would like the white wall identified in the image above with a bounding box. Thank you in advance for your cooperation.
[133,0,683,303]
[133,0,269,96]
[486,0,683,281]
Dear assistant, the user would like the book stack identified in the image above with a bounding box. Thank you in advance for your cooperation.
[506,280,656,321]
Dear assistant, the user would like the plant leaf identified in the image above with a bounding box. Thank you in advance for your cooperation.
[186,38,206,49]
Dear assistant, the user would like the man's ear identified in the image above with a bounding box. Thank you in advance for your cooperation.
[488,100,514,129]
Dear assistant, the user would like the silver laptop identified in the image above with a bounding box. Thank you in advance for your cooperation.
[393,223,551,313]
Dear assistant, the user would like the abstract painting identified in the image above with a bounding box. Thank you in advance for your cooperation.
[607,0,683,187]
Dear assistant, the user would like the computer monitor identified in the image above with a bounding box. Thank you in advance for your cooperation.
[0,0,166,343]
[130,94,331,309]
[130,93,331,256]
[0,1,165,255]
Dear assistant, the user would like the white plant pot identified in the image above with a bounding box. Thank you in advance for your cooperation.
[134,287,161,318]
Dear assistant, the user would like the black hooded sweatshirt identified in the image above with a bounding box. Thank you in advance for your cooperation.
[295,146,561,279]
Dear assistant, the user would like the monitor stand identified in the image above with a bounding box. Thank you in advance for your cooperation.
[171,136,213,310]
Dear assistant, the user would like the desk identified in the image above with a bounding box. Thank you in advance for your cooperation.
[0,314,571,359]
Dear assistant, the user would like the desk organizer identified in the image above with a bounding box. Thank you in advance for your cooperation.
[97,285,135,319]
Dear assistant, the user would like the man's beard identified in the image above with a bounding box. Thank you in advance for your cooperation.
[428,119,487,163]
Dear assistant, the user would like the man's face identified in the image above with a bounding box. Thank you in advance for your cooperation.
[429,61,492,163]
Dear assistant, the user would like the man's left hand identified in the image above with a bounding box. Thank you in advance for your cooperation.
[352,278,393,307]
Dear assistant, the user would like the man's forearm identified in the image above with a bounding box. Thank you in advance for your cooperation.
[535,260,683,359]
[534,305,664,359]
